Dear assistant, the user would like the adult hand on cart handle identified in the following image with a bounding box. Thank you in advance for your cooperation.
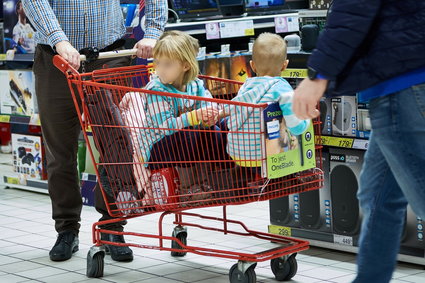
[292,78,328,120]
[55,41,81,70]
[134,38,157,59]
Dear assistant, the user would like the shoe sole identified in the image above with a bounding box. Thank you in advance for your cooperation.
[49,245,79,262]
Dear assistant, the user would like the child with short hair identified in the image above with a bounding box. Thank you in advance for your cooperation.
[225,32,310,175]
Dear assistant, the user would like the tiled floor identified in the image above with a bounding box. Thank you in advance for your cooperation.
[0,156,424,282]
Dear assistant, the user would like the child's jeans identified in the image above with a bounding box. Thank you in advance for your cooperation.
[147,120,229,170]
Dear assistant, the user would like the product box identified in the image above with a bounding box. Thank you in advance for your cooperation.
[329,148,364,237]
[229,51,253,82]
[400,206,425,257]
[3,0,36,54]
[309,0,332,10]
[12,133,46,180]
[80,173,97,207]
[264,103,316,179]
[0,70,38,116]
[319,97,332,136]
[197,46,206,75]
[356,103,371,139]
[331,95,357,137]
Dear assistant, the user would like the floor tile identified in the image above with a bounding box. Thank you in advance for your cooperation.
[165,269,219,282]
[402,272,425,283]
[300,266,354,281]
[142,262,194,276]
[15,266,67,279]
[0,274,31,283]
[0,260,44,273]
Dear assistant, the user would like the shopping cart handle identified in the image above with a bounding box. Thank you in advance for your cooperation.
[53,49,140,75]
[79,48,138,62]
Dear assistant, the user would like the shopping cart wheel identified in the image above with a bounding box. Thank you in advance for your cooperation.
[270,253,298,281]
[171,228,187,257]
[86,246,105,278]
[229,262,257,283]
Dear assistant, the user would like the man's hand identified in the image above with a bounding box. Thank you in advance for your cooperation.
[292,78,328,120]
[134,38,157,59]
[55,41,80,70]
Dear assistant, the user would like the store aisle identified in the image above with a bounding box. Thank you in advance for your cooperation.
[0,184,424,282]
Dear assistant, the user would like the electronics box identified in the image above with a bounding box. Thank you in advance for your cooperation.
[331,96,357,137]
[12,133,46,180]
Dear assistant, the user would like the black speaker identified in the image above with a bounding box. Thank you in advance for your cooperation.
[217,0,245,16]
[330,165,360,235]
[319,100,327,133]
[301,24,319,52]
[299,189,321,229]
[270,197,290,225]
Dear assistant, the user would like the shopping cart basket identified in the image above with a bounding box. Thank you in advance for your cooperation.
[54,50,323,282]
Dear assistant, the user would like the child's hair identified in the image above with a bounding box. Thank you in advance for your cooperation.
[252,32,287,75]
[153,30,200,85]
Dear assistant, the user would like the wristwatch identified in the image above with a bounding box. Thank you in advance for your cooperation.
[307,67,319,80]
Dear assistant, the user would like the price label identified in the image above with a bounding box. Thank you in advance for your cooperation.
[334,234,353,246]
[0,115,11,123]
[352,139,369,150]
[0,54,6,61]
[316,136,354,149]
[268,225,292,237]
[6,177,19,185]
[219,20,254,39]
[281,69,308,79]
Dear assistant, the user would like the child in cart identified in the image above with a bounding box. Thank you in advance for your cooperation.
[133,30,228,205]
[222,32,310,180]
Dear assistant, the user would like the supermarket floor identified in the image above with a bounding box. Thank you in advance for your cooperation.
[0,172,424,282]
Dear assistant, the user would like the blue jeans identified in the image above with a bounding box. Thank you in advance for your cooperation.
[353,83,425,283]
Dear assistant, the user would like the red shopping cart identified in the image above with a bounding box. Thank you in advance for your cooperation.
[54,50,323,282]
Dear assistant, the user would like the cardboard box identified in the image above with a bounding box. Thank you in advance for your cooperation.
[319,97,332,135]
[80,175,97,207]
[12,133,46,180]
[357,103,371,139]
[331,96,357,137]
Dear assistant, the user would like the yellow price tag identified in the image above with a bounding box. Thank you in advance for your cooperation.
[0,115,11,123]
[245,28,255,36]
[0,54,6,61]
[316,136,354,149]
[7,177,19,185]
[281,68,308,78]
[268,225,292,237]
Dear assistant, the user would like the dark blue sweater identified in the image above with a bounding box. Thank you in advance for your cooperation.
[308,0,425,96]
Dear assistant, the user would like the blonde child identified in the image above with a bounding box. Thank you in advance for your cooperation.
[136,31,227,196]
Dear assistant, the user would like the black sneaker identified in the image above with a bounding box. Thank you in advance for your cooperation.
[49,231,79,261]
[101,233,133,262]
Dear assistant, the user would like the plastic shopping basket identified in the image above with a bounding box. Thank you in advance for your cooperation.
[53,50,323,282]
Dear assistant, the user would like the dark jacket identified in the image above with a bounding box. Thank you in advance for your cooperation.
[308,0,425,96]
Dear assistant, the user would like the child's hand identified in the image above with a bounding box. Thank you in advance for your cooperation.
[196,106,220,126]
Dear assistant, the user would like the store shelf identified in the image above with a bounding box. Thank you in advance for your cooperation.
[0,114,40,125]
[0,53,34,62]
[166,12,299,36]
[316,135,369,150]
[1,173,48,194]
[268,225,425,266]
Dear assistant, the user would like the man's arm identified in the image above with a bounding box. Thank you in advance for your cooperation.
[144,0,168,40]
[21,0,68,47]
[308,0,382,79]
[134,0,168,58]
[22,0,81,69]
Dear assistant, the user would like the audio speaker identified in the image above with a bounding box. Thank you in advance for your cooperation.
[270,196,290,225]
[301,24,319,52]
[329,148,364,236]
[297,148,332,232]
[320,97,332,135]
[400,206,425,257]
